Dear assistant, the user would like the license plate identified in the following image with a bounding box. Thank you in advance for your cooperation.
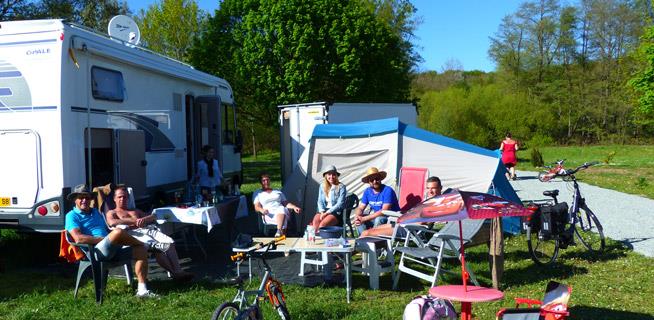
[0,197,10,207]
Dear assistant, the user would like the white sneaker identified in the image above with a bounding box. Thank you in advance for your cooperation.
[136,290,159,299]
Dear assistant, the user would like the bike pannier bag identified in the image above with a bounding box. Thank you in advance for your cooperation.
[403,295,457,320]
[540,203,569,236]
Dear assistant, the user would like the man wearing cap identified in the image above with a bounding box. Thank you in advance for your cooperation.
[64,184,157,298]
[311,165,347,230]
[354,167,401,235]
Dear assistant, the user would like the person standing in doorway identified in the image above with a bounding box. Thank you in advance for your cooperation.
[195,145,223,201]
[500,133,519,180]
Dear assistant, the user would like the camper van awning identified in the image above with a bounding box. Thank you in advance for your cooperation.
[311,117,399,139]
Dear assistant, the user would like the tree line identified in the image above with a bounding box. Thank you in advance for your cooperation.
[415,0,654,149]
[3,0,653,152]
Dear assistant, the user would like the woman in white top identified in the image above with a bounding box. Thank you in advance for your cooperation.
[311,165,347,230]
[196,145,222,201]
[253,173,302,236]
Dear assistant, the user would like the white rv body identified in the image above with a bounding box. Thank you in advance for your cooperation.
[278,102,417,182]
[0,20,241,232]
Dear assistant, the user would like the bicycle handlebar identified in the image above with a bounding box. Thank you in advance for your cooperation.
[556,161,599,176]
[230,235,287,262]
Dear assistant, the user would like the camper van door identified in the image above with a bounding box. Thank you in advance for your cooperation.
[115,129,146,200]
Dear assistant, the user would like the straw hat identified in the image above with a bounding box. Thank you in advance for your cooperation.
[361,167,387,183]
[322,165,341,177]
[67,184,94,201]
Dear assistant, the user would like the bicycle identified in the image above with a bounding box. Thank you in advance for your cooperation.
[538,159,572,182]
[211,236,290,320]
[525,161,606,265]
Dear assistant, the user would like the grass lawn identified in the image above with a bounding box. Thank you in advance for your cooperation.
[2,149,654,319]
[516,145,654,199]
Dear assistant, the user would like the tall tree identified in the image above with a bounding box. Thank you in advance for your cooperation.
[191,0,417,151]
[135,0,205,62]
[630,25,654,130]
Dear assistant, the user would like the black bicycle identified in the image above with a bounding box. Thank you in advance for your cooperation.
[525,161,606,265]
[212,236,290,320]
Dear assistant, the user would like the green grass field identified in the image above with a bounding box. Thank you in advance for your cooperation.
[517,145,654,199]
[1,147,654,319]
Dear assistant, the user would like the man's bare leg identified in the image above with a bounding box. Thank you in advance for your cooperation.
[360,223,394,237]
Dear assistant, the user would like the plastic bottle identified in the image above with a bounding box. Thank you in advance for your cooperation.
[211,190,217,204]
[307,225,315,243]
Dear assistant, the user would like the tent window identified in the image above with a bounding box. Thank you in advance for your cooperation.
[91,66,124,102]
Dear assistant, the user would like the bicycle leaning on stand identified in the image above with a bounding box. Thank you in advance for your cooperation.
[211,236,290,320]
[525,161,606,265]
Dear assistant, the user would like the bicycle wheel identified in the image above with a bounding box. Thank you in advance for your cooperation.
[574,206,605,252]
[538,172,549,182]
[527,224,559,265]
[270,285,291,320]
[211,302,240,320]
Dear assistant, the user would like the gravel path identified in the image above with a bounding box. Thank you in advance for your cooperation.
[510,170,654,258]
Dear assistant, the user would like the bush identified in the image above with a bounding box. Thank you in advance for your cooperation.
[530,147,544,167]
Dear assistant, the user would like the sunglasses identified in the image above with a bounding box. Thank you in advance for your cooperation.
[77,196,92,201]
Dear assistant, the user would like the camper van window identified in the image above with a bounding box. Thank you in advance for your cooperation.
[222,103,235,144]
[91,66,124,102]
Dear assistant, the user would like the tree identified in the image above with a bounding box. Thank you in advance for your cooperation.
[629,25,654,128]
[12,0,130,32]
[191,0,418,151]
[135,0,205,62]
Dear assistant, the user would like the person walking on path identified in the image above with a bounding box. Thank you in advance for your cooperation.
[500,133,519,180]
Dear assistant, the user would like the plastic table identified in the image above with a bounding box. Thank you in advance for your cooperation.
[429,285,504,320]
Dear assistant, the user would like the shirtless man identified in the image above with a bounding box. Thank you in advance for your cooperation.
[105,186,193,281]
[360,176,443,237]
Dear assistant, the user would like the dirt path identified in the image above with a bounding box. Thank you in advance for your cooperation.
[510,171,654,258]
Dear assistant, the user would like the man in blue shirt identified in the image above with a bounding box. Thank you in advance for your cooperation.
[354,167,400,235]
[64,184,157,298]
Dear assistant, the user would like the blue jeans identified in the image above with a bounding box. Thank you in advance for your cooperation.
[356,216,388,235]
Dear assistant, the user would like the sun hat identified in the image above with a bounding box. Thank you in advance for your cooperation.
[67,184,94,201]
[361,167,387,183]
[322,165,341,177]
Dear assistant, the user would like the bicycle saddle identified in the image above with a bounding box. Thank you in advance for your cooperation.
[543,190,559,198]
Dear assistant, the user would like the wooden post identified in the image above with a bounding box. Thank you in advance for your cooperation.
[490,217,504,289]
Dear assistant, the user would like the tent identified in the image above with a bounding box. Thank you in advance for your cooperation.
[282,118,521,234]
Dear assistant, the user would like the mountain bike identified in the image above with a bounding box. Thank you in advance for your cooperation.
[525,162,605,265]
[211,236,290,320]
[538,159,572,182]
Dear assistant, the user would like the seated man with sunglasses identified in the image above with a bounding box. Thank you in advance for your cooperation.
[354,167,400,235]
[64,184,157,298]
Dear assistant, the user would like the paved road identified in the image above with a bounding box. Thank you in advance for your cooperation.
[510,170,654,258]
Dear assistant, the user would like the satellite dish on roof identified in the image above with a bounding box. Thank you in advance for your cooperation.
[108,15,141,46]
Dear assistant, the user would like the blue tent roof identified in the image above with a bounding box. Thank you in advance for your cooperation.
[311,117,400,139]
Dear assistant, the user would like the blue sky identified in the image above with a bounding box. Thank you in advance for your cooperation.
[128,0,523,72]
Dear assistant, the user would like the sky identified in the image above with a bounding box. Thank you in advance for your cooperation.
[128,0,523,72]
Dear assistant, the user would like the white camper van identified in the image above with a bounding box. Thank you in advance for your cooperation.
[278,102,417,182]
[0,19,242,232]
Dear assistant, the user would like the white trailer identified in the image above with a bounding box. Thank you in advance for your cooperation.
[0,19,242,232]
[278,102,417,182]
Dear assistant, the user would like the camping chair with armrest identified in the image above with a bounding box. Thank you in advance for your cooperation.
[64,231,133,304]
[496,281,572,320]
[392,218,485,290]
[343,193,360,238]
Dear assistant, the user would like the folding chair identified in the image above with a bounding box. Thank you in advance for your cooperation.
[392,219,485,289]
[64,231,133,304]
[496,281,572,320]
[397,167,428,212]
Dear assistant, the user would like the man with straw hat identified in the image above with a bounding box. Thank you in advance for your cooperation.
[64,184,158,298]
[354,167,400,235]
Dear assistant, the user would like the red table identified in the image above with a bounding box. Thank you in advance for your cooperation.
[429,285,504,320]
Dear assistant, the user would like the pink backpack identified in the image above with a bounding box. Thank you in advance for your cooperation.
[403,295,457,320]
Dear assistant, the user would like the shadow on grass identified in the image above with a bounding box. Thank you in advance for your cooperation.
[569,306,654,320]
